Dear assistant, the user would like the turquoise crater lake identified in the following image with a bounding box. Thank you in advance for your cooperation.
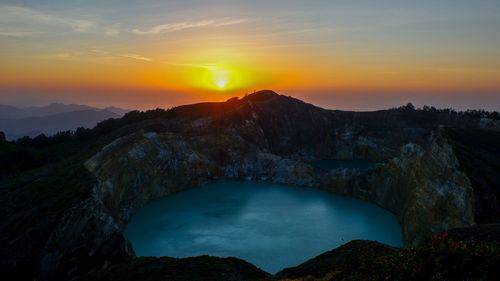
[125,181,403,273]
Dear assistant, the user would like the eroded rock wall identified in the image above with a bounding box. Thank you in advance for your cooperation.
[81,126,474,252]
[319,130,475,245]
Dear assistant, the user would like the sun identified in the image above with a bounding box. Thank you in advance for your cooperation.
[211,67,231,90]
[216,78,228,89]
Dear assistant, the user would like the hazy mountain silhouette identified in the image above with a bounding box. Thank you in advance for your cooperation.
[0,103,130,140]
[103,106,130,116]
[0,103,129,119]
[0,105,26,119]
[0,109,123,140]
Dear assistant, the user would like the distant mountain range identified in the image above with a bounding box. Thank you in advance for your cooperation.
[0,103,130,140]
[0,103,129,119]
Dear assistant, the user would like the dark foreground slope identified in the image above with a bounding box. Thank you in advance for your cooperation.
[82,256,271,281]
[275,231,499,281]
[1,90,499,280]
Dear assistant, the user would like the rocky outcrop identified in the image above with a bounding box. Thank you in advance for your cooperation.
[396,134,475,245]
[319,130,475,245]
[38,199,132,280]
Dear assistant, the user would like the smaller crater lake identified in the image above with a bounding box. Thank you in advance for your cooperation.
[311,159,378,171]
[125,181,403,273]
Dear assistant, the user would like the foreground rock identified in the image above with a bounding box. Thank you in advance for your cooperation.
[275,233,500,281]
[276,240,400,280]
[80,256,271,281]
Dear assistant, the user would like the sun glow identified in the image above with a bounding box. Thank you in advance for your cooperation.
[177,55,271,94]
[184,63,245,91]
[216,78,228,89]
[211,67,230,90]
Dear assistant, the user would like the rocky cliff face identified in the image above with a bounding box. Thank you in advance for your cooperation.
[84,130,319,222]
[65,92,478,280]
[82,126,475,247]
[3,90,497,280]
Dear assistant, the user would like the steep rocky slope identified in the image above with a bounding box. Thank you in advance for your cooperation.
[275,233,499,281]
[1,90,499,280]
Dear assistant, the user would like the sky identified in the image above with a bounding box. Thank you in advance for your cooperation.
[1,0,499,110]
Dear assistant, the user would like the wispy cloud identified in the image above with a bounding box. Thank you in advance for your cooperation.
[0,30,42,37]
[104,24,121,36]
[42,51,86,60]
[213,19,249,27]
[164,61,218,70]
[39,48,153,62]
[120,54,152,62]
[132,18,248,35]
[0,5,95,35]
[105,27,120,36]
[46,52,77,59]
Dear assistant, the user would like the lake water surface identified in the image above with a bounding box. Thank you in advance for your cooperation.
[125,181,402,273]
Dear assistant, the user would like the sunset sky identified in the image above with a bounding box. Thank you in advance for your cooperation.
[1,0,499,110]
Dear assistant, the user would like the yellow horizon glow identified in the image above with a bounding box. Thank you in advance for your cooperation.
[2,48,499,97]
